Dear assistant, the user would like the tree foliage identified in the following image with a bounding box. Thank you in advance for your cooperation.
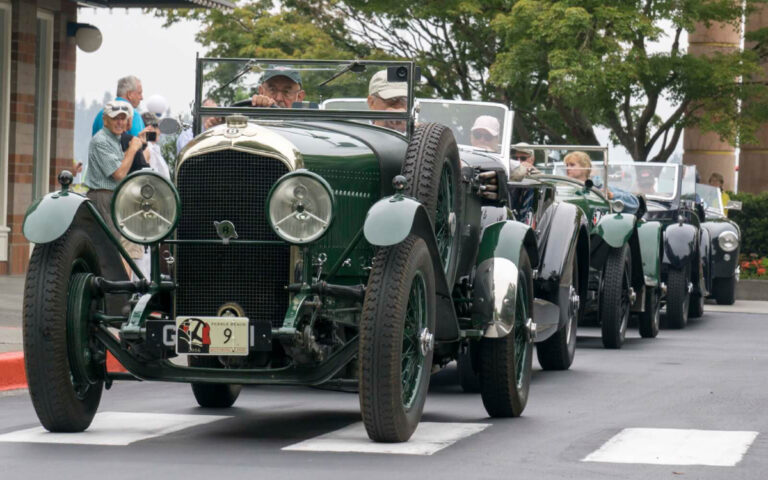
[157,0,768,162]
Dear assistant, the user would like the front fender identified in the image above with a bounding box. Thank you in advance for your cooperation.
[595,213,636,249]
[637,221,662,286]
[663,222,697,270]
[364,194,460,342]
[23,190,89,244]
[473,221,537,338]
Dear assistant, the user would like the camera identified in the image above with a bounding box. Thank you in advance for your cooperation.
[146,131,157,142]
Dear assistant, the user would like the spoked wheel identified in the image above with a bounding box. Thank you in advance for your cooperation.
[665,266,690,329]
[359,235,436,442]
[478,250,534,417]
[23,228,105,432]
[600,244,631,349]
[402,122,462,285]
[639,287,661,338]
[537,254,580,370]
[189,356,242,408]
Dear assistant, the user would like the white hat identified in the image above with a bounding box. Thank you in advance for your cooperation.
[369,70,407,100]
[512,142,534,156]
[471,115,500,137]
[104,99,133,118]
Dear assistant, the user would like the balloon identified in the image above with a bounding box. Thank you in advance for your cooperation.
[146,94,169,117]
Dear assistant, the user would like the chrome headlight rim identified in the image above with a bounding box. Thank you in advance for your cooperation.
[717,230,739,253]
[266,170,335,245]
[111,171,181,245]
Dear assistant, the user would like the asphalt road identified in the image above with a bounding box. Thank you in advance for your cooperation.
[1,308,766,480]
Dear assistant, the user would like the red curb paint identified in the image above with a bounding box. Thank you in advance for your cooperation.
[0,351,127,391]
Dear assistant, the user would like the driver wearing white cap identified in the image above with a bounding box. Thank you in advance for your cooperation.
[470,115,501,152]
[367,70,408,132]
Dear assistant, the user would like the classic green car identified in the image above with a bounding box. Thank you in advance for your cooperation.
[21,59,539,443]
[519,146,664,348]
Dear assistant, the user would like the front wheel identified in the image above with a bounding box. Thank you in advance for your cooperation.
[600,244,631,349]
[23,228,105,432]
[478,250,534,417]
[359,235,436,442]
[714,276,736,305]
[665,266,690,329]
[639,287,660,338]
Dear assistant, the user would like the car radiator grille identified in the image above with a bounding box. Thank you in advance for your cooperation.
[174,151,290,327]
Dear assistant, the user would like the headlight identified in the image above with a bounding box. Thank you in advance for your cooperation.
[267,170,334,244]
[718,231,738,252]
[611,199,625,213]
[112,171,180,244]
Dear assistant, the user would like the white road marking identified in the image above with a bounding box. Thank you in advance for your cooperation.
[283,421,490,455]
[0,412,230,446]
[583,428,759,466]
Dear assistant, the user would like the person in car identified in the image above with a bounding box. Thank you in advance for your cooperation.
[564,151,640,213]
[367,70,408,132]
[470,115,500,152]
[248,67,305,108]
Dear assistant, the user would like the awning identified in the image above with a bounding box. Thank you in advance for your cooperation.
[79,0,235,11]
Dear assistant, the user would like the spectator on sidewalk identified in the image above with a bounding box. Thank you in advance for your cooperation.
[92,75,145,136]
[709,172,731,216]
[85,100,145,277]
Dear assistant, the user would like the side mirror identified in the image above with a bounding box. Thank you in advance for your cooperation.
[158,117,182,135]
[725,200,742,211]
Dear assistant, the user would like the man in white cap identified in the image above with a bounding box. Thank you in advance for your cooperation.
[512,142,535,167]
[470,115,501,152]
[86,99,145,276]
[368,70,408,132]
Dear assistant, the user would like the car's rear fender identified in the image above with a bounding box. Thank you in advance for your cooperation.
[663,222,698,271]
[23,190,90,244]
[637,221,663,287]
[472,221,538,339]
[363,195,460,342]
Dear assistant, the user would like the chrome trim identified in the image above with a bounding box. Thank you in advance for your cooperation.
[175,120,303,179]
[475,257,519,338]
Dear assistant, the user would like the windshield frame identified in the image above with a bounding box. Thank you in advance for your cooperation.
[696,182,724,216]
[521,144,610,196]
[194,58,418,137]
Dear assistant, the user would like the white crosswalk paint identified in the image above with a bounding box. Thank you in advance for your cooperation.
[283,421,490,455]
[583,428,759,466]
[0,411,230,446]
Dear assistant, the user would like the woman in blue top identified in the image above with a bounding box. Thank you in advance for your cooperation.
[564,151,640,213]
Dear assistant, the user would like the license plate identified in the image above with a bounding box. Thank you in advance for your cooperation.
[175,316,249,356]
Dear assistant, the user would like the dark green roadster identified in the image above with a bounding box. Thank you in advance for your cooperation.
[21,59,540,443]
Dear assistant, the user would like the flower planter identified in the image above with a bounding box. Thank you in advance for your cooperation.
[736,279,768,301]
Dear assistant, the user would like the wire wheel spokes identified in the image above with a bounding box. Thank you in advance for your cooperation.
[434,163,454,272]
[402,272,427,409]
[513,274,531,390]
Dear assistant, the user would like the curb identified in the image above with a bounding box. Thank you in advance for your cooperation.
[0,351,127,392]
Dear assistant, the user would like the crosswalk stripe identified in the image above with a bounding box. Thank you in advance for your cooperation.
[283,421,491,455]
[0,412,231,446]
[582,428,759,466]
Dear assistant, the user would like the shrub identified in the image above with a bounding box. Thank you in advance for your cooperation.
[729,191,768,257]
[740,254,768,279]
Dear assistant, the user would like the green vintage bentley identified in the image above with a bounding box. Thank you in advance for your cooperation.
[21,59,539,443]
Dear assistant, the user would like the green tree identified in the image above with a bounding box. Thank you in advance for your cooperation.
[159,0,768,162]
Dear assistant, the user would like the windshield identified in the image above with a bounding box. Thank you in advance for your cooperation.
[681,165,698,202]
[596,163,679,201]
[696,183,723,214]
[195,58,415,134]
[415,100,510,155]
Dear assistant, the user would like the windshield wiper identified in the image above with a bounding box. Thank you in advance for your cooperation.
[318,61,366,87]
[209,59,256,99]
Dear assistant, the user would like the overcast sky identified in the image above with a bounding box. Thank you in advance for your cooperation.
[75,8,687,162]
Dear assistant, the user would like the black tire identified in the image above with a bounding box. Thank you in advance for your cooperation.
[402,123,463,286]
[714,276,736,305]
[600,244,631,349]
[665,266,690,329]
[639,287,661,338]
[478,250,534,417]
[23,228,104,432]
[688,290,704,319]
[537,254,579,370]
[457,343,481,393]
[359,235,436,442]
[189,356,242,408]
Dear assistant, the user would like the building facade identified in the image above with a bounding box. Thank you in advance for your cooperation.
[0,0,231,275]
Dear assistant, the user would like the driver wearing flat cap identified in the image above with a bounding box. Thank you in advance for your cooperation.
[249,67,305,108]
[367,70,408,132]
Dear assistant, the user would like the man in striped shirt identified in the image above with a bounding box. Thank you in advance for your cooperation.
[86,99,145,276]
